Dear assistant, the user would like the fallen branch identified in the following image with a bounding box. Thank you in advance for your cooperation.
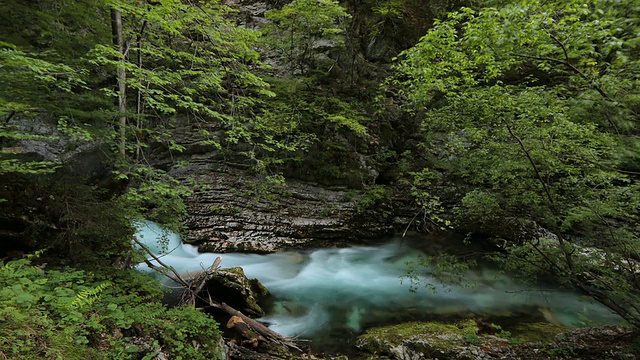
[133,237,301,352]
[179,256,223,306]
[206,295,303,352]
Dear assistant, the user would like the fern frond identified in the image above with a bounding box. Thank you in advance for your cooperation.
[69,281,111,309]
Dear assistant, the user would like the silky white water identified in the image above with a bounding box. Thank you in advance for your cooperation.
[135,221,620,341]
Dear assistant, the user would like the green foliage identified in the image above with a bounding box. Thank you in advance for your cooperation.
[407,168,450,231]
[489,323,512,339]
[464,333,481,345]
[264,0,351,74]
[91,0,268,120]
[117,165,192,232]
[546,346,575,358]
[0,257,222,360]
[260,77,373,182]
[367,0,406,37]
[393,0,640,326]
[70,282,112,309]
[355,184,391,214]
[0,46,86,175]
[1,0,287,181]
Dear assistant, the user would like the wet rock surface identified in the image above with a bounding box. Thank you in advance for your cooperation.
[199,266,271,317]
[354,321,639,360]
[168,163,398,253]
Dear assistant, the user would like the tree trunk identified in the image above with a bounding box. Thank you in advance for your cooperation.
[111,7,127,160]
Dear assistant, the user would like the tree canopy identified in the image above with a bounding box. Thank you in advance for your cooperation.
[393,0,640,326]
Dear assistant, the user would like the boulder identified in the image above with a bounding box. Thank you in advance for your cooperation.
[355,320,514,360]
[198,266,271,317]
[169,164,396,253]
[549,325,637,360]
[355,320,639,360]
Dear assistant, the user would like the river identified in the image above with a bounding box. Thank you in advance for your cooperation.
[134,221,621,352]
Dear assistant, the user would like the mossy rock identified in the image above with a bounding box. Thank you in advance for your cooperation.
[204,267,271,316]
[355,320,485,360]
[510,322,571,344]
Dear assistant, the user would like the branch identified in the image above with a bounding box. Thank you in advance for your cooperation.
[502,118,575,271]
[502,119,556,210]
[515,53,617,104]
[529,241,566,274]
[188,256,223,305]
[402,208,423,237]
[132,235,190,287]
[134,233,302,352]
[206,297,303,352]
[3,111,15,123]
[512,35,639,131]
[549,34,570,64]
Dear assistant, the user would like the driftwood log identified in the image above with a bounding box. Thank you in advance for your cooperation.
[133,236,301,352]
[227,316,263,348]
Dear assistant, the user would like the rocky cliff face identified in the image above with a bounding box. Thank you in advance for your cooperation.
[169,162,404,253]
[149,0,438,253]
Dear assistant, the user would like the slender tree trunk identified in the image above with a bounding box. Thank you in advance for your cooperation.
[135,21,147,162]
[111,8,127,160]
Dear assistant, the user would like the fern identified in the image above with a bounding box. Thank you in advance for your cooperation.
[69,281,111,309]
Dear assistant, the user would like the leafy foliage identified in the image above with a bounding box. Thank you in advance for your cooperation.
[0,256,222,360]
[264,0,351,74]
[91,0,270,128]
[261,77,373,183]
[0,45,86,174]
[393,0,640,326]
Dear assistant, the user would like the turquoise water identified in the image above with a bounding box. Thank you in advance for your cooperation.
[134,221,621,345]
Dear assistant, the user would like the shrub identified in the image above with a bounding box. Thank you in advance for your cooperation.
[0,256,223,360]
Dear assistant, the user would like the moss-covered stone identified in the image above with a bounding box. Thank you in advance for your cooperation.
[354,319,639,360]
[204,267,271,316]
[355,320,486,360]
[511,322,571,344]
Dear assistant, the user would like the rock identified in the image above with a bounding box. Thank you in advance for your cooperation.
[169,164,395,253]
[509,322,570,344]
[356,320,639,360]
[550,325,637,360]
[355,320,514,360]
[201,266,271,317]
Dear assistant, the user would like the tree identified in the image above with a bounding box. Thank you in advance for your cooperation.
[264,0,351,74]
[0,0,283,257]
[110,6,127,159]
[91,0,274,162]
[0,44,87,175]
[393,0,640,326]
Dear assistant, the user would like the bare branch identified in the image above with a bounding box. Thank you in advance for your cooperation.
[132,235,190,287]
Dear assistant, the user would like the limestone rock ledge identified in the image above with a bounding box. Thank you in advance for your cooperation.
[170,164,397,253]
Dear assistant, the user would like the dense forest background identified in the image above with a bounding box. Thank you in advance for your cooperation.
[0,0,639,358]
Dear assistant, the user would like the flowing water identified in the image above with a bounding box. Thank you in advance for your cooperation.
[135,221,621,351]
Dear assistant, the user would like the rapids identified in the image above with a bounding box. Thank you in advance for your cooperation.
[134,221,620,345]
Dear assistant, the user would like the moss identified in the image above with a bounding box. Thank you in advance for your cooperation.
[510,322,571,344]
[208,267,268,316]
[356,320,479,355]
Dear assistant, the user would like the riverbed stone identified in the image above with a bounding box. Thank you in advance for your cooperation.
[202,266,271,316]
[550,325,637,359]
[356,320,639,360]
[510,322,570,344]
[355,320,512,360]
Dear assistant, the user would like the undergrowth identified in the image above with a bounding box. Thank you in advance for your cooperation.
[0,255,222,360]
